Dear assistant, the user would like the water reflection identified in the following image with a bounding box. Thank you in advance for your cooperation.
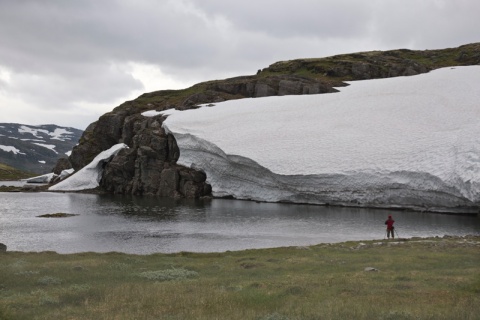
[0,192,478,254]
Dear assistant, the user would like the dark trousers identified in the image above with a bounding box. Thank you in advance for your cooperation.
[387,228,394,238]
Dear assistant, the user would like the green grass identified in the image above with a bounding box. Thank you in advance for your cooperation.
[0,236,479,319]
[0,163,34,181]
[0,163,35,181]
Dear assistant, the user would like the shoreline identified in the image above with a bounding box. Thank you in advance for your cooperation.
[1,235,479,255]
[2,182,478,216]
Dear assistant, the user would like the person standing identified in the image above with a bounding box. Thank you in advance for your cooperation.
[385,215,395,239]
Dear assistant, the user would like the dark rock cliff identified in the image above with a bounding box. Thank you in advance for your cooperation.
[61,43,480,198]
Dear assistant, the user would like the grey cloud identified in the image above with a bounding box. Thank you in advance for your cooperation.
[0,0,223,73]
[367,0,480,49]
[0,0,479,130]
[195,0,373,39]
[5,63,143,109]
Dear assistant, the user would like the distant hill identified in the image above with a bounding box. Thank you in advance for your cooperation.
[0,123,83,174]
[0,162,34,180]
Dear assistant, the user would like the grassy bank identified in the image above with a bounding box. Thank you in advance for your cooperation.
[1,236,479,320]
[0,163,34,181]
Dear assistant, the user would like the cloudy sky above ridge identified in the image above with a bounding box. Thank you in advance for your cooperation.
[1,0,479,129]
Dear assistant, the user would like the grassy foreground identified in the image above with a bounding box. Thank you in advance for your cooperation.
[0,236,479,320]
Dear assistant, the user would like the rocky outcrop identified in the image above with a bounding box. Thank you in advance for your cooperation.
[52,158,72,175]
[63,43,480,199]
[97,114,211,198]
[205,75,336,98]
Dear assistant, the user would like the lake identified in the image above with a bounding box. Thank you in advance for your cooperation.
[0,192,478,254]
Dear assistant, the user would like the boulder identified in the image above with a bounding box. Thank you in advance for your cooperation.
[99,114,211,198]
[52,157,72,175]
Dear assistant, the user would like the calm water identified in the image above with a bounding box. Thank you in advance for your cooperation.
[0,192,478,254]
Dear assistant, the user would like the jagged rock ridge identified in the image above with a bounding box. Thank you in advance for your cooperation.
[63,43,480,199]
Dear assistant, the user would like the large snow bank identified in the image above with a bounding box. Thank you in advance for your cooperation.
[49,143,128,191]
[161,66,480,212]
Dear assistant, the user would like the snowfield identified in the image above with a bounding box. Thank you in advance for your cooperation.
[49,144,128,191]
[18,125,74,141]
[158,66,480,213]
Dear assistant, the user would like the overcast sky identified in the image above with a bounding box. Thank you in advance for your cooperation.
[1,0,478,130]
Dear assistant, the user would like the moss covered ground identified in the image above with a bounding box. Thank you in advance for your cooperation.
[1,236,479,319]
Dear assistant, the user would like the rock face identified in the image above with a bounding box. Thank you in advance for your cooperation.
[97,114,211,197]
[63,43,480,199]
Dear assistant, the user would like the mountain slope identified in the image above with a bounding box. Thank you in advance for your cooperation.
[58,43,480,206]
[0,162,33,180]
[0,123,83,174]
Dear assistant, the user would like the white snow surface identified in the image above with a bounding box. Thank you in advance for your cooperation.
[24,173,57,184]
[58,168,75,180]
[49,143,128,191]
[48,128,74,141]
[161,66,480,212]
[18,125,73,141]
[0,145,26,155]
[18,125,49,139]
[33,143,58,154]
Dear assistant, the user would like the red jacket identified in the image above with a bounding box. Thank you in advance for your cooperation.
[385,218,395,230]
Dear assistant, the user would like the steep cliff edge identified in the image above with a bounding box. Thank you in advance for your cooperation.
[63,43,480,198]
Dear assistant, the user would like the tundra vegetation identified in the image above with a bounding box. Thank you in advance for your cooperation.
[0,163,33,181]
[0,236,479,319]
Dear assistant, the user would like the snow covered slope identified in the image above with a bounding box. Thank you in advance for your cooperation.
[0,123,82,173]
[158,66,480,213]
[49,144,128,191]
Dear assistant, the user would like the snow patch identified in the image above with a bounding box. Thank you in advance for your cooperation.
[18,125,74,141]
[33,143,58,154]
[18,125,49,139]
[162,66,480,212]
[49,143,128,191]
[142,109,178,118]
[58,168,74,180]
[21,139,46,142]
[0,145,26,155]
[24,173,57,184]
[49,128,74,141]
